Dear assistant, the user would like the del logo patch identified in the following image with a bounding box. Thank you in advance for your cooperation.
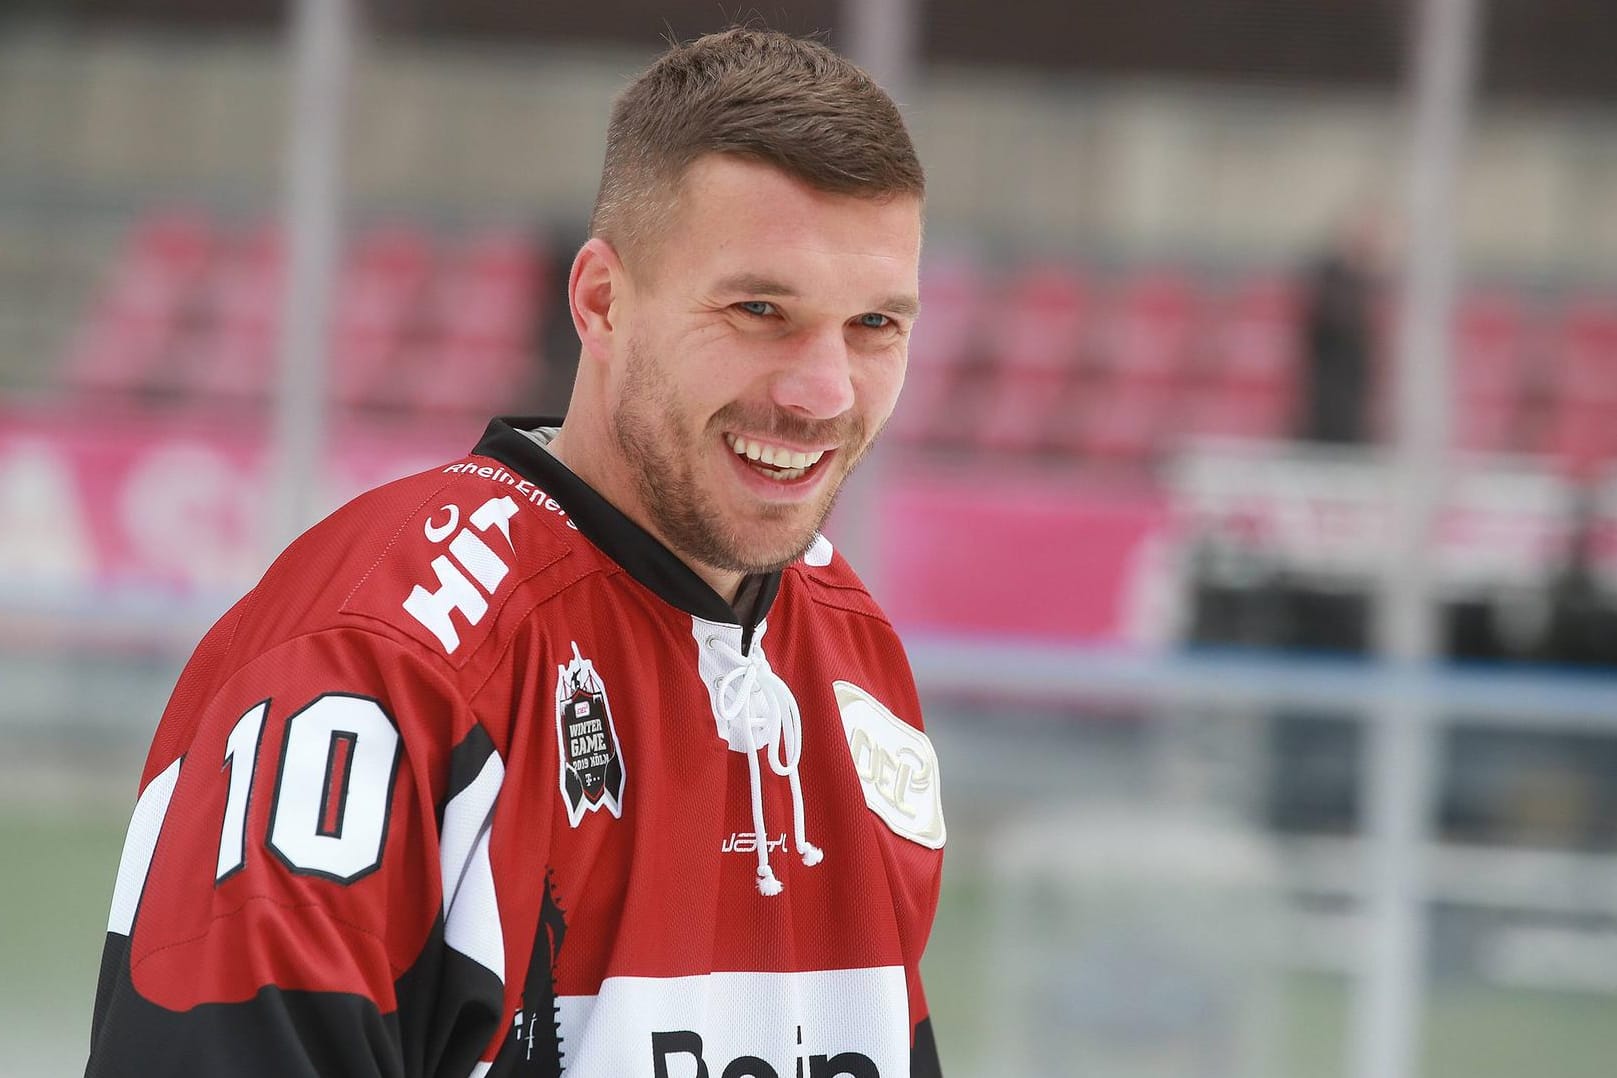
[834,681,945,849]
[555,642,626,827]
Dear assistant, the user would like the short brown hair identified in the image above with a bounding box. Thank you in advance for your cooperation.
[589,27,924,271]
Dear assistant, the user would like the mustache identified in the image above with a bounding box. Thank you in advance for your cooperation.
[710,403,862,447]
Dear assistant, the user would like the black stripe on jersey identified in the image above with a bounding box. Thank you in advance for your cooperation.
[394,916,507,1077]
[88,928,133,1051]
[912,1017,943,1078]
[441,721,498,824]
[85,918,503,1078]
[472,417,781,634]
[487,866,569,1077]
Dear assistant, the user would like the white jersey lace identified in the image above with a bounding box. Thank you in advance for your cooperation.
[696,618,824,895]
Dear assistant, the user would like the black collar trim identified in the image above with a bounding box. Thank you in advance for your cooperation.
[471,416,781,638]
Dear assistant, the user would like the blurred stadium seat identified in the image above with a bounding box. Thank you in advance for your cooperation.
[890,254,983,447]
[1453,289,1530,454]
[52,210,1617,478]
[55,211,547,416]
[977,263,1090,454]
[61,210,215,399]
[1187,274,1302,441]
[1543,296,1617,476]
[330,226,435,407]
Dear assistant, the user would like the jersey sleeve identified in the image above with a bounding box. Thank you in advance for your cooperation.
[86,626,510,1078]
[887,631,946,1078]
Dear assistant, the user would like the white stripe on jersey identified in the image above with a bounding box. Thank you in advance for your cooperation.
[556,966,908,1077]
[108,757,184,935]
[440,750,507,982]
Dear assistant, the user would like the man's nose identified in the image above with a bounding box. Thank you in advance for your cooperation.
[771,326,855,420]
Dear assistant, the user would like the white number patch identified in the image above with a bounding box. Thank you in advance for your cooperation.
[213,694,402,885]
[216,700,268,881]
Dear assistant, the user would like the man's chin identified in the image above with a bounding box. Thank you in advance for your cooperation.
[727,536,820,576]
[698,521,823,578]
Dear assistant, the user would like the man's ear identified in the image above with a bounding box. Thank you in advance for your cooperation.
[569,237,628,363]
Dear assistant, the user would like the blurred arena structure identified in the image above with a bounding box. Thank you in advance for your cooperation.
[4,2,1617,1077]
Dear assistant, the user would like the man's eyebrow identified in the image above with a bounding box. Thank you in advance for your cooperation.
[712,274,920,319]
[878,294,922,319]
[713,273,799,298]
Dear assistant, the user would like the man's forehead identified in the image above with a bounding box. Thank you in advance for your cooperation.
[629,155,920,293]
[683,156,918,239]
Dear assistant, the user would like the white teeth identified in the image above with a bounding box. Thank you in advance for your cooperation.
[726,434,827,475]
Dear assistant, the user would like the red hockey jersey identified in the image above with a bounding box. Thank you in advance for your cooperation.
[87,417,945,1078]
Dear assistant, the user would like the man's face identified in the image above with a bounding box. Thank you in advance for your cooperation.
[608,155,922,578]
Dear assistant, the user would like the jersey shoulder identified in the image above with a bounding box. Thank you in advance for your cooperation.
[781,533,895,628]
[242,452,605,671]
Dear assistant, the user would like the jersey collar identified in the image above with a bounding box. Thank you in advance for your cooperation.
[471,416,782,646]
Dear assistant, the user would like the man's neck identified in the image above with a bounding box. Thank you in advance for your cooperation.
[543,425,747,606]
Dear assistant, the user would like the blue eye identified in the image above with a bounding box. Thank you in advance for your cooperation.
[737,300,776,317]
[857,312,891,329]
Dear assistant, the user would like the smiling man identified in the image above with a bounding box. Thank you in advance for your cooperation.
[556,150,920,593]
[87,27,943,1078]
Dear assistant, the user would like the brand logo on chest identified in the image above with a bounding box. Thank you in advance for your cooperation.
[722,831,787,855]
[555,642,626,826]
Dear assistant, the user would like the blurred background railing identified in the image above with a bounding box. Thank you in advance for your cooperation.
[3,2,1616,1076]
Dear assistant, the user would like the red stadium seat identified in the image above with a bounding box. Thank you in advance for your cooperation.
[127,210,215,270]
[976,265,1089,454]
[334,227,434,334]
[1182,273,1302,443]
[61,210,218,397]
[1546,399,1617,478]
[436,231,544,348]
[164,224,284,402]
[1553,297,1617,404]
[1096,270,1199,386]
[330,226,436,408]
[1453,395,1519,455]
[988,264,1089,371]
[976,364,1066,454]
[379,230,544,415]
[1186,382,1294,441]
[331,333,403,409]
[61,311,176,396]
[1050,372,1175,466]
[1534,296,1617,474]
[1207,274,1301,391]
[1451,289,1532,453]
[1454,290,1528,399]
[401,338,530,415]
[890,255,985,447]
[179,323,275,401]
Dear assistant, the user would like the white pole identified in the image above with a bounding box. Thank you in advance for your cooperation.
[842,0,919,105]
[269,0,352,556]
[1352,2,1478,1077]
[839,0,920,589]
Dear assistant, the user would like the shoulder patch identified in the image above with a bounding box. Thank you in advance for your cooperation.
[340,463,577,665]
[834,680,945,849]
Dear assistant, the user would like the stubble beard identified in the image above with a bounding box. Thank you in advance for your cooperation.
[610,339,870,578]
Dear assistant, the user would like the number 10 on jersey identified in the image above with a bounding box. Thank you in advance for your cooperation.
[216,694,402,885]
